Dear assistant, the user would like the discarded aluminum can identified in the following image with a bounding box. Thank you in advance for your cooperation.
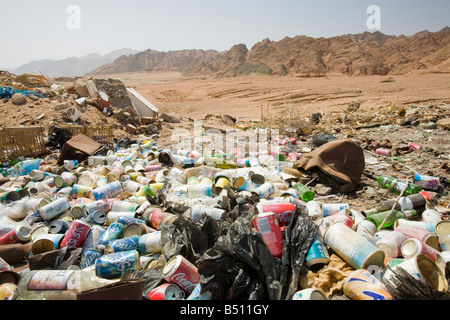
[56,186,73,198]
[0,226,30,245]
[186,283,212,300]
[376,230,408,258]
[82,225,106,250]
[0,257,12,271]
[394,218,436,232]
[71,184,93,199]
[305,200,323,220]
[323,222,385,269]
[252,212,283,258]
[38,197,71,220]
[256,199,296,226]
[123,222,154,238]
[82,199,112,216]
[394,225,440,251]
[80,249,103,269]
[252,182,275,199]
[435,220,450,251]
[330,213,354,229]
[135,185,155,198]
[54,172,77,188]
[63,160,78,169]
[147,209,178,229]
[190,205,226,220]
[60,219,91,248]
[0,191,21,203]
[117,215,145,227]
[91,181,124,201]
[31,233,65,255]
[106,211,136,226]
[292,288,328,300]
[421,209,442,224]
[306,231,330,268]
[401,238,445,272]
[110,201,139,213]
[375,148,391,156]
[95,249,140,279]
[163,255,199,295]
[413,174,440,191]
[0,283,18,300]
[343,269,392,300]
[104,235,140,254]
[186,184,212,198]
[83,210,107,225]
[322,203,349,217]
[383,255,448,292]
[97,222,124,248]
[408,142,421,151]
[148,283,185,300]
[138,231,162,254]
[49,218,72,234]
[233,176,254,192]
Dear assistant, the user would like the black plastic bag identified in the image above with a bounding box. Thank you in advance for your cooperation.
[279,213,319,300]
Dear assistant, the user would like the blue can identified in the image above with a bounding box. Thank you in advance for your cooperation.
[91,181,124,201]
[104,235,140,254]
[117,215,146,226]
[95,250,140,279]
[97,222,124,248]
[80,249,103,269]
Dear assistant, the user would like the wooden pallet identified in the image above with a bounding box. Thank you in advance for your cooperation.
[0,125,114,161]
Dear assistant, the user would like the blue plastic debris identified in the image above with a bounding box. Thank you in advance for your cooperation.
[0,86,44,99]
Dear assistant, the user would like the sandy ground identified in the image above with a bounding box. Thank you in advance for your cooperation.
[92,72,450,120]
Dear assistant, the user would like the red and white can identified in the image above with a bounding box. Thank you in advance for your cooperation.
[256,199,296,226]
[252,212,283,258]
[60,219,91,248]
[0,226,30,245]
[147,283,185,300]
[163,255,199,295]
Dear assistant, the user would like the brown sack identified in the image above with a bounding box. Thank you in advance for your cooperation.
[294,138,364,191]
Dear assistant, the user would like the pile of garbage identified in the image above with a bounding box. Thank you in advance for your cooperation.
[0,126,449,301]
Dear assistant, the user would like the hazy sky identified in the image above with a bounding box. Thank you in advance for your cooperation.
[1,0,449,69]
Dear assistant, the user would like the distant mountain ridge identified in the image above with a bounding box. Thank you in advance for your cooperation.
[88,27,450,78]
[11,48,139,78]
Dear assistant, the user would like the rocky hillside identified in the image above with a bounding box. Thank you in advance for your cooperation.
[88,27,450,78]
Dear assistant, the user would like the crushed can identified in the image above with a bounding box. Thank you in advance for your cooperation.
[343,269,392,300]
[252,212,283,258]
[95,250,140,279]
[147,283,184,300]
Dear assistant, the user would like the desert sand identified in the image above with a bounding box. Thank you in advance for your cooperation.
[91,72,450,120]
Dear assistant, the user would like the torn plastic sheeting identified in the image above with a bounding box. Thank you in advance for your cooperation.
[280,213,319,300]
[160,215,217,266]
[196,201,318,300]
[197,212,281,300]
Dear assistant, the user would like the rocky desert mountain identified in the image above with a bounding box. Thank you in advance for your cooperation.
[11,48,139,78]
[88,27,450,78]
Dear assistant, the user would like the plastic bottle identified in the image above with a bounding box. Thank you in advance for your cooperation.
[17,269,118,300]
[366,209,417,230]
[366,173,422,196]
[292,183,314,202]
